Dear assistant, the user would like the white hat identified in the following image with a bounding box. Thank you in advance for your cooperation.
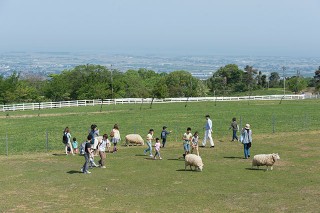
[245,124,250,129]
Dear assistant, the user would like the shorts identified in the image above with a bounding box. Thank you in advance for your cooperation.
[183,143,190,152]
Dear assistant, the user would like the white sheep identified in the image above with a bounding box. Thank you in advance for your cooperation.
[185,154,204,171]
[252,153,280,170]
[125,134,144,146]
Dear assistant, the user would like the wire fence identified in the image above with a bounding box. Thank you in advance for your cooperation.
[1,111,319,156]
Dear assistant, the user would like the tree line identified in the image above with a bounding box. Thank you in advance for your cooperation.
[0,64,319,104]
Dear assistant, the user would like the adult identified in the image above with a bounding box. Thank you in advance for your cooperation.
[202,115,214,148]
[229,117,239,142]
[63,127,74,155]
[89,124,100,155]
[110,124,121,153]
[240,124,252,159]
[81,135,93,174]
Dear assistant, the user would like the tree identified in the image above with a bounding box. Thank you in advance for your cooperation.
[208,64,244,94]
[286,76,308,94]
[269,72,280,88]
[244,65,258,91]
[314,66,320,91]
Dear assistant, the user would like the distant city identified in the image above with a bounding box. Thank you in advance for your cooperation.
[0,52,319,80]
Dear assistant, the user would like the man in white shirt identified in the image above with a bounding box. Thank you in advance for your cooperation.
[202,115,214,148]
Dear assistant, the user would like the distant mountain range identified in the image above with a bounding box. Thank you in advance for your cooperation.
[0,52,319,79]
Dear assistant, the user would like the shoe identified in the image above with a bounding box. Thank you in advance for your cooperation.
[101,166,106,169]
[149,154,153,157]
[159,157,162,160]
[84,171,91,174]
[80,168,83,172]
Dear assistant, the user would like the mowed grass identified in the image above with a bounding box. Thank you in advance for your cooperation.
[0,100,320,212]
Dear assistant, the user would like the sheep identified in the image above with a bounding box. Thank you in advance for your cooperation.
[252,153,280,171]
[184,154,204,171]
[125,134,144,146]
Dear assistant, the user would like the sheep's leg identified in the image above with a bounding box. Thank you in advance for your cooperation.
[190,165,193,171]
[185,164,187,171]
[270,166,273,171]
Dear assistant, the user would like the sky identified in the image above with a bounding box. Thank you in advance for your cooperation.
[0,0,319,57]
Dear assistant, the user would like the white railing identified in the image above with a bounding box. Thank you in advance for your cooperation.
[0,95,306,112]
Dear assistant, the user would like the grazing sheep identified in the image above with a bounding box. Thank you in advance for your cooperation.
[185,154,204,171]
[252,153,280,170]
[125,134,144,146]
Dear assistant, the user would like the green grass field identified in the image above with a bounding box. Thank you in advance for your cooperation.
[1,100,320,212]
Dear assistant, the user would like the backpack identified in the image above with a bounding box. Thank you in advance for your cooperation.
[62,133,68,144]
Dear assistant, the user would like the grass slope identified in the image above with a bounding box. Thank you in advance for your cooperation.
[0,100,319,212]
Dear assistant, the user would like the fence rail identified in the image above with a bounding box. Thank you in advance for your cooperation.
[0,94,310,112]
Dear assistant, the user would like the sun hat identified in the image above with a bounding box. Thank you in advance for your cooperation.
[245,124,250,129]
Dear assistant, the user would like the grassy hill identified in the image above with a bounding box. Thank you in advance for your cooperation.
[0,99,319,212]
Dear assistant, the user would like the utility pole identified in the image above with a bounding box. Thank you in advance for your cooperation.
[282,66,286,95]
[111,64,114,100]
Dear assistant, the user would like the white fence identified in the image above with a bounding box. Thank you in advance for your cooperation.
[0,95,308,112]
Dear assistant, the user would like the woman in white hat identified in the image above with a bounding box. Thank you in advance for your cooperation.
[240,124,252,159]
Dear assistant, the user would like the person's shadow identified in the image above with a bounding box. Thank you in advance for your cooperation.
[67,170,83,174]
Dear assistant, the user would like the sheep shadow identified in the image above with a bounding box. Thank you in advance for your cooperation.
[67,170,83,174]
[52,153,67,157]
[245,168,267,171]
[167,158,184,161]
[223,156,243,159]
[176,169,199,172]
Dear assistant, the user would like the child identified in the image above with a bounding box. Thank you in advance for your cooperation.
[81,135,92,174]
[144,129,154,157]
[160,126,172,148]
[98,134,108,168]
[80,141,86,155]
[154,138,162,160]
[110,124,121,153]
[191,131,200,156]
[72,137,78,154]
[182,127,192,158]
[89,150,98,168]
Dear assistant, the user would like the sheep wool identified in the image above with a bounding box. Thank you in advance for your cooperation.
[125,134,144,146]
[184,154,204,171]
[252,153,280,171]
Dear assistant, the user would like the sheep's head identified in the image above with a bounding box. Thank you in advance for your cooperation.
[198,163,204,171]
[272,153,280,162]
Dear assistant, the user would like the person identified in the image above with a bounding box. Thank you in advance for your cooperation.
[89,124,99,155]
[63,127,74,155]
[191,131,200,156]
[160,126,172,148]
[182,127,192,157]
[229,117,239,142]
[202,115,214,148]
[240,124,252,159]
[72,137,78,154]
[154,138,162,160]
[81,135,93,174]
[110,124,121,153]
[144,129,154,157]
[98,134,108,168]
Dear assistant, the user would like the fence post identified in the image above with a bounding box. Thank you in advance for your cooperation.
[6,131,8,156]
[272,114,275,133]
[46,129,49,152]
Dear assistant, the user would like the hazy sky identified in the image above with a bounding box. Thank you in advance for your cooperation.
[0,0,319,57]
